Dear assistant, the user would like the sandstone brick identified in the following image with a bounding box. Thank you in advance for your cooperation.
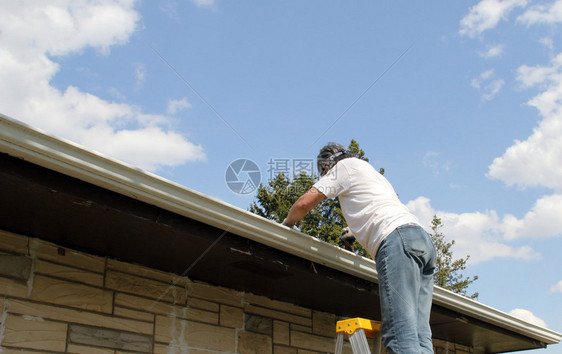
[153,343,212,354]
[0,255,31,281]
[273,320,290,345]
[244,304,311,327]
[169,305,219,325]
[246,313,273,335]
[35,259,104,287]
[432,338,445,346]
[291,323,312,333]
[107,258,188,287]
[188,296,219,312]
[274,345,297,354]
[245,293,310,317]
[2,314,67,352]
[433,338,452,351]
[114,306,154,322]
[106,270,186,304]
[220,304,243,328]
[312,310,336,337]
[69,323,153,352]
[238,330,272,354]
[153,343,170,353]
[0,230,28,254]
[435,347,454,354]
[67,343,115,353]
[0,349,49,354]
[29,238,105,273]
[114,292,217,325]
[30,275,112,313]
[0,276,29,298]
[7,298,153,334]
[188,281,242,307]
[115,292,170,314]
[455,343,473,352]
[290,330,334,353]
[155,314,236,351]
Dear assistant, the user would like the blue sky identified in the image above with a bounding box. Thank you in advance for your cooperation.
[1,0,561,350]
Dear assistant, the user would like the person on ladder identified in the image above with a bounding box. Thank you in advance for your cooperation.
[282,142,437,353]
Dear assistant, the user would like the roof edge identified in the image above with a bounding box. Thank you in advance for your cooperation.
[1,113,560,345]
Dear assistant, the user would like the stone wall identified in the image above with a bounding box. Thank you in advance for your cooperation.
[0,229,471,353]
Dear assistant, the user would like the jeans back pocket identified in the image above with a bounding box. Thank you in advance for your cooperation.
[397,225,436,274]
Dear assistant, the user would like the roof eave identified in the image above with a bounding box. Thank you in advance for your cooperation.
[1,113,560,346]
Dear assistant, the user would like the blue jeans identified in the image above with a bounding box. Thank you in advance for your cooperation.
[375,224,436,353]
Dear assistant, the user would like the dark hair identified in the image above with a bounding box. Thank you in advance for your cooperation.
[317,142,353,176]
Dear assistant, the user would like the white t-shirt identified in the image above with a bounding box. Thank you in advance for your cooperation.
[313,157,419,257]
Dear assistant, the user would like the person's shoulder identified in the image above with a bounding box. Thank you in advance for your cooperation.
[341,156,361,164]
[344,158,379,176]
[342,157,369,168]
[335,157,358,171]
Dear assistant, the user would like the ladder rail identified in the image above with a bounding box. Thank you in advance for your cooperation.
[335,332,344,354]
[349,328,371,354]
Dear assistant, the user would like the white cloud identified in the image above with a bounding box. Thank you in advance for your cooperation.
[518,0,562,25]
[406,197,541,264]
[539,37,554,50]
[408,194,562,262]
[458,52,562,259]
[422,152,451,175]
[460,0,529,38]
[83,126,204,171]
[1,0,139,56]
[501,194,562,240]
[489,53,562,191]
[471,69,494,89]
[0,1,206,172]
[167,98,192,115]
[550,280,562,293]
[160,0,180,22]
[471,69,504,101]
[191,0,216,9]
[135,63,146,88]
[479,44,505,58]
[482,79,505,101]
[516,63,557,89]
[509,309,547,327]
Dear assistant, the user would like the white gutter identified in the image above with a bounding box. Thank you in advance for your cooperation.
[1,114,560,346]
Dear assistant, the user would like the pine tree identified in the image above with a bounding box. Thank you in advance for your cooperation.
[430,215,479,299]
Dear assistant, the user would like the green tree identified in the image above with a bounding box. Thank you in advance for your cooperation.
[348,139,369,162]
[249,172,325,240]
[430,215,479,299]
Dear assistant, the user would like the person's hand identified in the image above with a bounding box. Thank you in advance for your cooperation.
[341,227,354,239]
[340,227,355,251]
[282,219,299,231]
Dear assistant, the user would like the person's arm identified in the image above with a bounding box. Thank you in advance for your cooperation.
[283,187,327,226]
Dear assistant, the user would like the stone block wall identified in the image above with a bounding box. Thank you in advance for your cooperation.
[0,229,471,353]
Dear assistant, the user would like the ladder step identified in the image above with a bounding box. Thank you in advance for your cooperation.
[335,318,383,354]
[336,318,382,338]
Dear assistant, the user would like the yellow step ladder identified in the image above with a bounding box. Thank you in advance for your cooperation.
[335,318,383,354]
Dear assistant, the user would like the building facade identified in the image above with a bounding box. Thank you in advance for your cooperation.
[1,114,560,353]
